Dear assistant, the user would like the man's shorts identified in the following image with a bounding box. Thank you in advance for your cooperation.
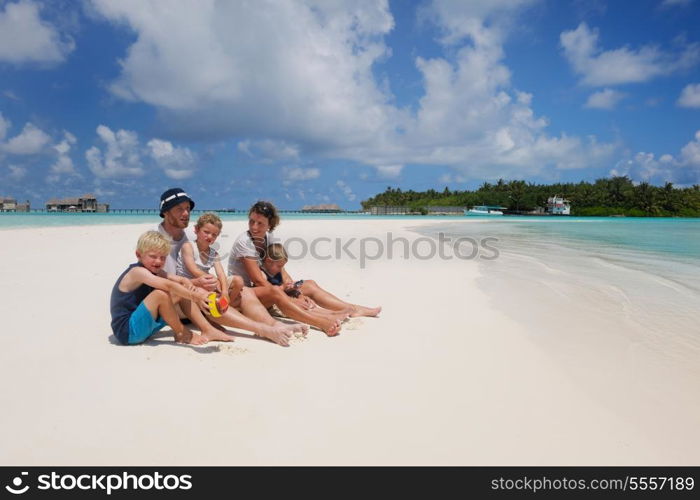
[128,302,167,344]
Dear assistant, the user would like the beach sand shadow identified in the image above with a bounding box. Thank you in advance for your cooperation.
[108,325,279,351]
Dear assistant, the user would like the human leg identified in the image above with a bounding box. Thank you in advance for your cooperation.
[178,296,234,342]
[252,286,342,336]
[300,279,381,317]
[210,287,306,346]
[228,275,244,302]
[139,290,207,345]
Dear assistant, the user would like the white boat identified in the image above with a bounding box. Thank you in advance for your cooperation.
[546,196,571,215]
[465,205,505,216]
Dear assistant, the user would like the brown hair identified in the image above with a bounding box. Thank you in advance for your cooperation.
[195,212,223,230]
[249,201,280,231]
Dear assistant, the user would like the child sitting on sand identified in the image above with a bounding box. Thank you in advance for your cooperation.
[110,231,214,346]
[176,213,244,308]
[261,243,381,318]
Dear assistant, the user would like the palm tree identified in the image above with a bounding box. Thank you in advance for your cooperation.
[634,182,658,215]
[507,180,527,212]
[608,176,632,206]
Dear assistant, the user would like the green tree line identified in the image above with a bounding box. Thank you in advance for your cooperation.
[361,177,700,216]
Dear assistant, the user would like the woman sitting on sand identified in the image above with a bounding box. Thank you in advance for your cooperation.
[228,201,379,336]
[228,201,351,336]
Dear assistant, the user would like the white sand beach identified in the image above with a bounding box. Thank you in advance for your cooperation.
[1,219,699,465]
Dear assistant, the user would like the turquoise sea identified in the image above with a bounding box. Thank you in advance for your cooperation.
[0,211,458,229]
[430,216,700,261]
[418,216,700,356]
[2,212,698,260]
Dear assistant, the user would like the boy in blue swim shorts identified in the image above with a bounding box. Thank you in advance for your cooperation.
[110,231,212,345]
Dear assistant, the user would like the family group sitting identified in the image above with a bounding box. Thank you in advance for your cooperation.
[110,188,381,347]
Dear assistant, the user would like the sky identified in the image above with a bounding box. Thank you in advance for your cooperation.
[1,0,699,210]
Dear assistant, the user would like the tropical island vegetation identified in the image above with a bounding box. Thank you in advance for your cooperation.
[361,176,700,217]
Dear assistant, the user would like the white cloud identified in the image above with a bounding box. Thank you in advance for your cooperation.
[560,22,700,86]
[237,139,300,163]
[50,131,77,176]
[375,164,403,178]
[3,90,20,101]
[678,83,700,108]
[282,167,321,186]
[0,112,10,140]
[397,18,616,176]
[86,125,144,178]
[610,130,700,185]
[660,0,693,8]
[147,138,197,179]
[585,88,626,109]
[439,173,467,184]
[680,130,700,167]
[336,180,356,201]
[8,165,27,180]
[0,0,74,65]
[425,0,539,46]
[50,155,75,175]
[92,0,395,147]
[90,0,617,180]
[2,123,51,155]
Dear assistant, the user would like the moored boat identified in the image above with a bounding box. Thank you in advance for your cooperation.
[465,205,505,216]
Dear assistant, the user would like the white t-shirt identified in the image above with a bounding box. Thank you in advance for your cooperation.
[157,223,196,275]
[228,231,277,286]
[176,240,219,279]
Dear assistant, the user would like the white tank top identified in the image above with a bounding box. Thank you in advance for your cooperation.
[176,240,219,279]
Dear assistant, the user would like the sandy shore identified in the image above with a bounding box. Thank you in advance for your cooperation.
[1,219,698,465]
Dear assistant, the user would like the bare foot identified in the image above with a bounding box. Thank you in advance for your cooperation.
[289,322,309,335]
[316,317,342,337]
[175,328,208,345]
[276,321,307,337]
[351,305,382,318]
[275,320,308,335]
[257,324,292,347]
[202,327,235,342]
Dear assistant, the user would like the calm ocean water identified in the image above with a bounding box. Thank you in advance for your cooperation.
[419,217,700,352]
[0,211,462,229]
[427,216,700,261]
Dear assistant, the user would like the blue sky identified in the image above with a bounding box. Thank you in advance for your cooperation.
[1,0,699,210]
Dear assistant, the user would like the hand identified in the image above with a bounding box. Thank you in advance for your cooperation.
[192,274,217,292]
[195,289,212,313]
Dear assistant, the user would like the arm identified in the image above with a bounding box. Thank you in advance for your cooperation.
[213,260,229,301]
[275,267,315,309]
[280,267,295,289]
[180,242,206,278]
[129,267,209,305]
[166,272,194,288]
[242,257,272,288]
[191,274,217,291]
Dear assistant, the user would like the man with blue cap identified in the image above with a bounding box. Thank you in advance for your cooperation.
[156,187,218,291]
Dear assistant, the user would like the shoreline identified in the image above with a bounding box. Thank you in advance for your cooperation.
[1,219,698,465]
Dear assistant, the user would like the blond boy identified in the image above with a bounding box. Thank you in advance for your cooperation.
[110,231,210,345]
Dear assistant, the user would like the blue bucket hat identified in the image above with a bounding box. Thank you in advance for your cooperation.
[159,188,195,217]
